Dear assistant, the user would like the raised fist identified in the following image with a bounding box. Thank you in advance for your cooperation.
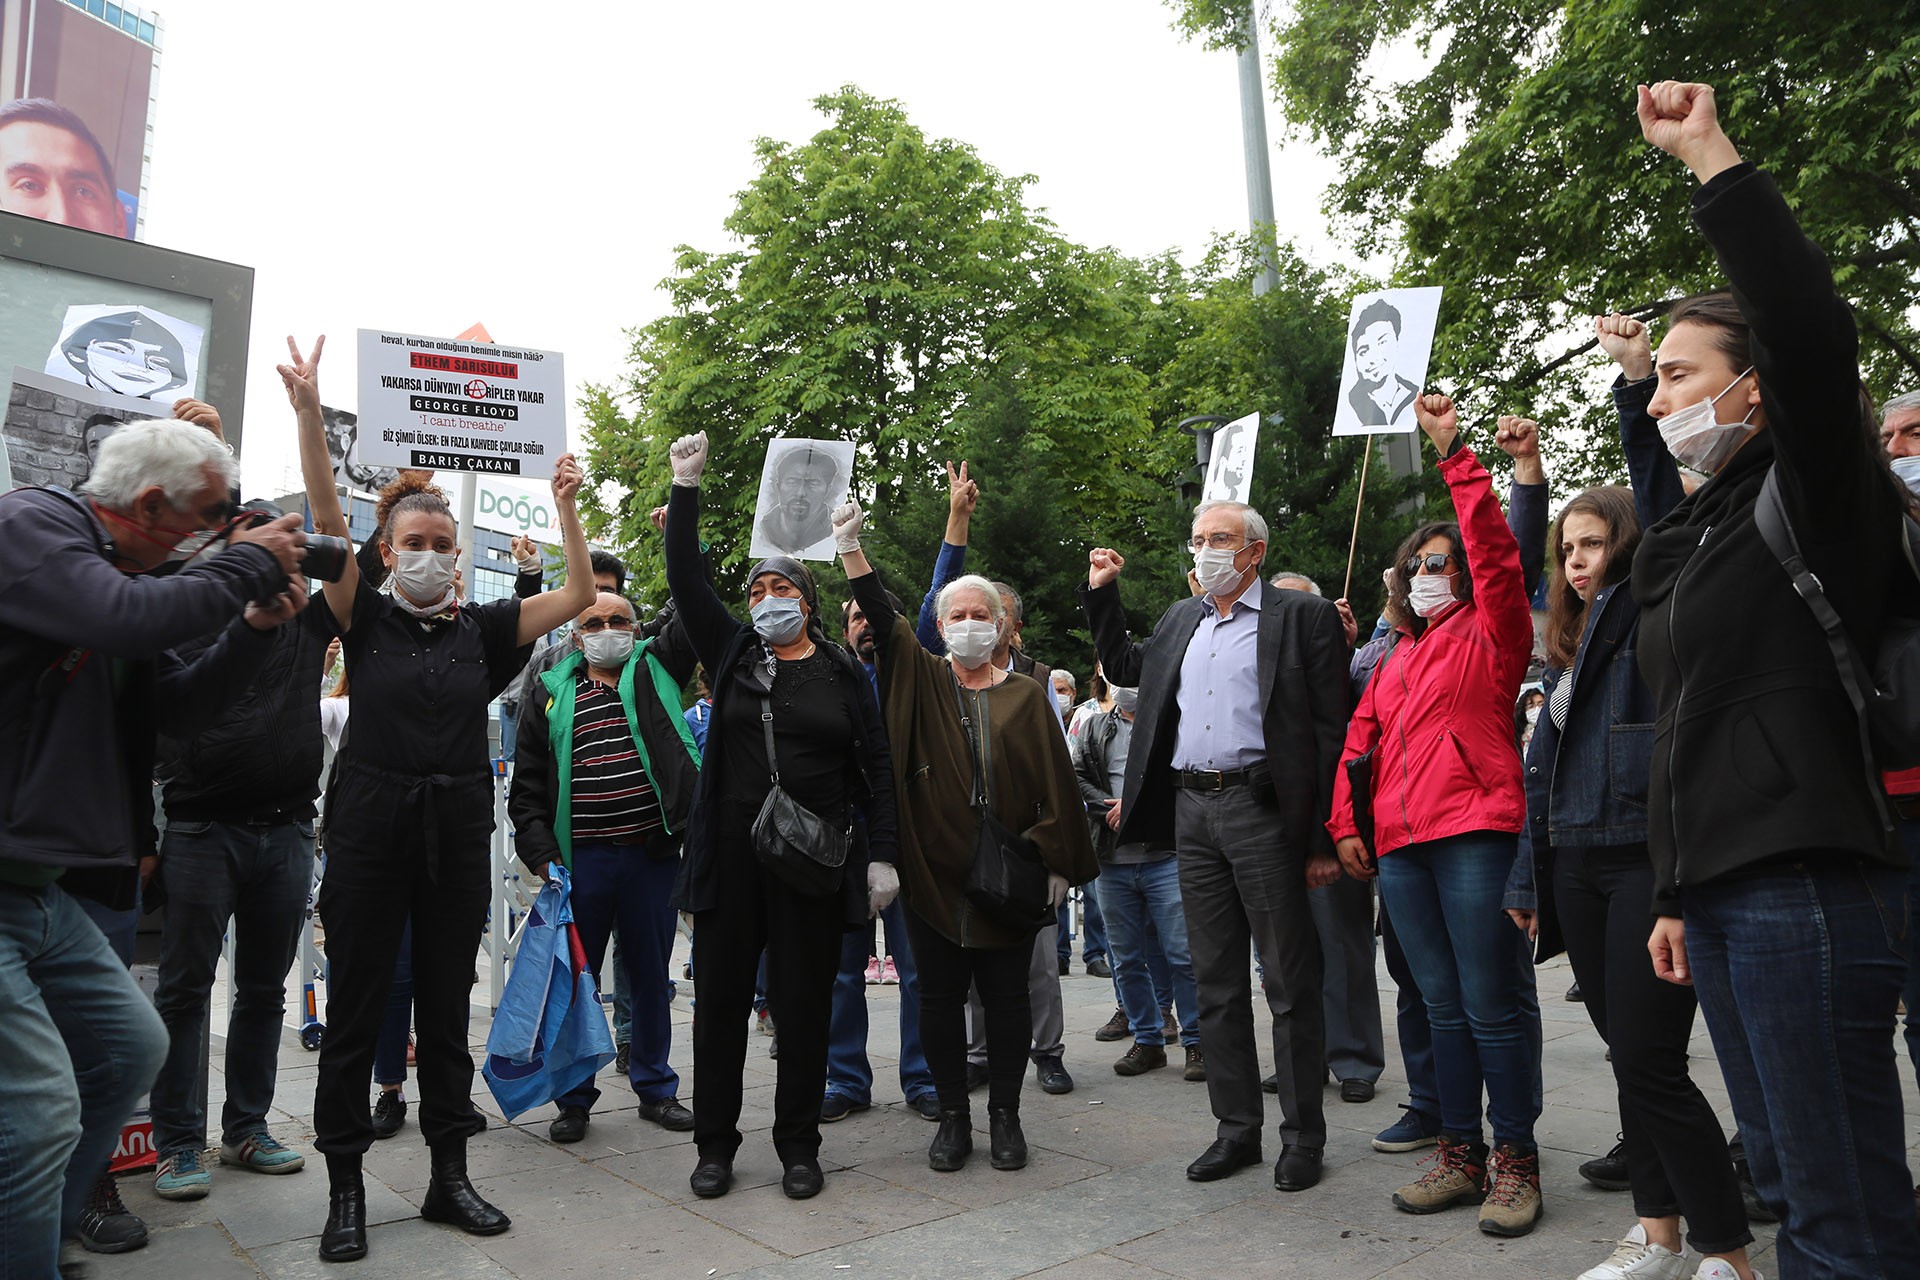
[1636,81,1741,182]
[669,432,709,487]
[831,501,865,554]
[1088,547,1126,589]
[1494,416,1540,460]
[1595,313,1653,381]
[1413,394,1459,453]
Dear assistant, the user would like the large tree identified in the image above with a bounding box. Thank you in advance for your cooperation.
[1170,0,1920,487]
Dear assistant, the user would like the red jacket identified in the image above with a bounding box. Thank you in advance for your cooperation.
[1328,445,1533,856]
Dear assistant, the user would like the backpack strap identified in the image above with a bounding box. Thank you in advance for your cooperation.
[1753,467,1890,826]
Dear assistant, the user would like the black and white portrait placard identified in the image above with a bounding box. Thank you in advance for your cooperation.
[749,438,856,561]
[1201,411,1259,504]
[1331,287,1443,436]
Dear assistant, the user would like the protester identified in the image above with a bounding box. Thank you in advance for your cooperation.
[1880,387,1920,1226]
[494,534,546,761]
[662,431,899,1202]
[1082,500,1350,1194]
[1073,686,1203,1080]
[1329,397,1541,1235]
[1050,668,1077,724]
[287,335,595,1262]
[833,499,1095,1176]
[0,418,307,1274]
[1631,82,1920,1277]
[508,590,700,1144]
[1068,664,1115,738]
[821,589,939,1122]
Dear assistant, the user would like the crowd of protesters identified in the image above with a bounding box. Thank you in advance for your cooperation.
[5,81,1920,1280]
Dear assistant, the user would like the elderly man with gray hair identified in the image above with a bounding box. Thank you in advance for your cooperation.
[0,419,306,1271]
[1082,499,1350,1193]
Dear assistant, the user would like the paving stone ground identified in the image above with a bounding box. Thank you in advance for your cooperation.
[77,932,1920,1280]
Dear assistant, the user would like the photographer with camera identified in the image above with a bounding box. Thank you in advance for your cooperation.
[0,417,306,1276]
[145,393,345,1206]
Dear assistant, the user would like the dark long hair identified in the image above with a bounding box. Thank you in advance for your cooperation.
[1385,521,1468,634]
[1543,486,1642,671]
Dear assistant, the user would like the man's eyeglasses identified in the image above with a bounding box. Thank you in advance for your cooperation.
[1405,552,1453,575]
[576,616,636,633]
[1189,532,1246,552]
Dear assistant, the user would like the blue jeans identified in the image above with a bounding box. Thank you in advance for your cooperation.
[150,819,315,1155]
[558,840,681,1109]
[372,917,413,1088]
[825,898,933,1104]
[1683,861,1920,1279]
[1057,883,1107,964]
[498,704,518,763]
[1379,897,1440,1118]
[1097,859,1197,1045]
[1376,831,1540,1148]
[0,882,166,1275]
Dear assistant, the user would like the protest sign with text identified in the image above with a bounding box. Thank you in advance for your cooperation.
[355,328,566,479]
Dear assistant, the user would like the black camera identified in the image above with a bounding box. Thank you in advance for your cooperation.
[234,501,351,583]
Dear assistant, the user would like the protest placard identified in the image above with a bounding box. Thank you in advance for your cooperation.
[749,438,856,561]
[1331,287,1443,437]
[355,328,566,479]
[1201,411,1260,503]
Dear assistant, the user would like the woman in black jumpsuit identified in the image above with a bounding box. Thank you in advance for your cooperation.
[283,337,597,1263]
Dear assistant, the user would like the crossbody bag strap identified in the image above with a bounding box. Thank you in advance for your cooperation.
[1755,467,1889,823]
[759,692,782,789]
[950,673,988,811]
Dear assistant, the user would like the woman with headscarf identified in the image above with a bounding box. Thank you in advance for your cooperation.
[661,432,898,1203]
[827,498,1097,1176]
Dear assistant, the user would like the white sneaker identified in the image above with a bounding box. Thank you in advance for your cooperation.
[1577,1224,1691,1280]
[1692,1262,1760,1280]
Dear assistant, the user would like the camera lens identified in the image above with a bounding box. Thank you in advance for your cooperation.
[300,534,351,583]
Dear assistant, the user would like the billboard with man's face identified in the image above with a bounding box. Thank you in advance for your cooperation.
[0,0,162,240]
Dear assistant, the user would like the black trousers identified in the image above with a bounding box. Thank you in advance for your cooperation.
[313,768,492,1159]
[906,908,1031,1114]
[690,830,843,1164]
[1553,843,1752,1254]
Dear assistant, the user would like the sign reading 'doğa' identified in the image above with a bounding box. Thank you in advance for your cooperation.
[1331,287,1443,437]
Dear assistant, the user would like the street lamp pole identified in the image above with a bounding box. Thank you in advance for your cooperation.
[1236,7,1281,297]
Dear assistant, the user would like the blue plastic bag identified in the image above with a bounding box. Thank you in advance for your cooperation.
[482,866,615,1119]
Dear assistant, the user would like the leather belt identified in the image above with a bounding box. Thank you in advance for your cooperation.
[1172,768,1252,792]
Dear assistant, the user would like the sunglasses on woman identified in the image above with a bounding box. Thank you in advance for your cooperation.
[1405,552,1453,575]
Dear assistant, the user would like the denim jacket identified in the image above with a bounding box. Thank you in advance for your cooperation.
[1503,373,1681,956]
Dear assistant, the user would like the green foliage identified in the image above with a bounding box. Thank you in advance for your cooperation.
[582,85,1430,667]
[1167,0,1920,492]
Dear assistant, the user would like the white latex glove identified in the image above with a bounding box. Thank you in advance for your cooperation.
[867,861,900,918]
[831,500,865,554]
[669,431,709,487]
[1047,873,1069,909]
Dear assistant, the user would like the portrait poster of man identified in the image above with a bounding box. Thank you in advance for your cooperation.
[1331,286,1444,437]
[1201,411,1260,504]
[41,303,204,407]
[2,365,163,492]
[749,437,856,561]
[321,403,398,495]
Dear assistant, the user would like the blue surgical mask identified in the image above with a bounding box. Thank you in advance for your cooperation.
[750,596,807,645]
[1891,454,1920,496]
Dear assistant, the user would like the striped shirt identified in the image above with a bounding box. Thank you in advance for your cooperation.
[569,677,662,842]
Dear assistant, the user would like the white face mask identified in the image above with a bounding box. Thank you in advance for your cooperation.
[1056,692,1073,715]
[1408,573,1458,619]
[580,630,635,670]
[944,619,998,668]
[389,548,457,612]
[1192,545,1246,596]
[1891,454,1920,495]
[1524,703,1541,726]
[1657,367,1757,475]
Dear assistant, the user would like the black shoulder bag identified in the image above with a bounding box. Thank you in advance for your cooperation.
[955,678,1054,933]
[749,682,851,898]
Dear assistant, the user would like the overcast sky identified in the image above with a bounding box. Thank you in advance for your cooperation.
[138,0,1352,497]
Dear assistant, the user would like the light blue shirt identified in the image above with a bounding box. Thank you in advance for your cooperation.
[1170,578,1265,771]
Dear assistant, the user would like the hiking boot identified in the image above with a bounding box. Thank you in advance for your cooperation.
[1372,1105,1442,1153]
[1478,1143,1542,1237]
[220,1131,306,1174]
[75,1173,147,1254]
[1580,1135,1631,1191]
[1093,1006,1130,1042]
[1391,1136,1488,1214]
[1113,1043,1167,1076]
[152,1148,212,1200]
[1575,1223,1689,1280]
[1183,1047,1206,1082]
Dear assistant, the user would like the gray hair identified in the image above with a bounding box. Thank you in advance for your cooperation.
[79,419,237,512]
[988,579,1023,625]
[1193,500,1268,545]
[1052,669,1077,691]
[1270,572,1321,596]
[935,574,1005,626]
[1885,390,1920,422]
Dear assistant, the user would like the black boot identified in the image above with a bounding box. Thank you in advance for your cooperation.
[928,1108,972,1172]
[420,1141,511,1236]
[988,1107,1027,1171]
[319,1156,367,1263]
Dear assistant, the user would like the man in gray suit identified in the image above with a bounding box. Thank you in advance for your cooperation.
[1080,502,1349,1193]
